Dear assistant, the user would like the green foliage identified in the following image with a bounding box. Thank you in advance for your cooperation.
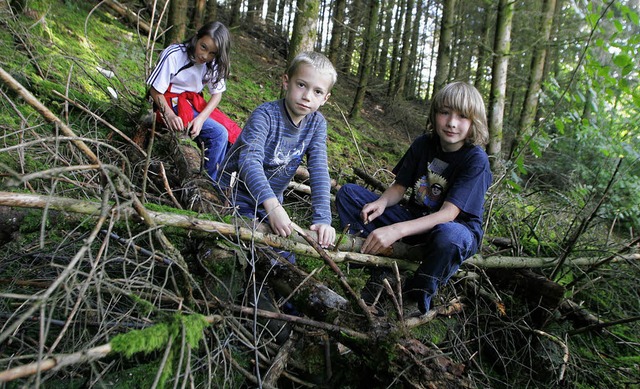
[110,313,210,388]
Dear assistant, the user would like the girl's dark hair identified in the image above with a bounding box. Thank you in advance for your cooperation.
[183,21,231,86]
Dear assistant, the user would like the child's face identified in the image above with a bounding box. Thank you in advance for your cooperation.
[194,36,218,64]
[282,64,332,125]
[434,106,472,152]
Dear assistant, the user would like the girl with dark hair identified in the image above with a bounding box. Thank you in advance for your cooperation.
[147,21,235,181]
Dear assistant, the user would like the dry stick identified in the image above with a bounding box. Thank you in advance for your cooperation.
[383,278,403,322]
[222,349,278,389]
[3,191,639,271]
[263,333,297,386]
[565,235,640,289]
[0,65,192,295]
[159,162,183,209]
[568,314,640,336]
[403,298,465,329]
[51,90,147,157]
[290,222,376,324]
[335,103,367,172]
[211,296,368,340]
[141,108,157,202]
[102,229,173,265]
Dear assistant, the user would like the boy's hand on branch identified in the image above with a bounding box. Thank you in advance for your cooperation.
[310,224,335,248]
[361,224,402,255]
[264,198,292,237]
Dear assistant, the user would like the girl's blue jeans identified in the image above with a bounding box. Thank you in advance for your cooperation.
[182,107,228,181]
[335,183,477,313]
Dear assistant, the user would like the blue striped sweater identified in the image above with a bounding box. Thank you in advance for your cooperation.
[218,100,332,226]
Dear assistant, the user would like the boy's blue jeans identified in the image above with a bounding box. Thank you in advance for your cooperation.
[335,183,477,313]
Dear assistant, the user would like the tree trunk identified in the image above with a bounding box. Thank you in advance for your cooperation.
[387,0,405,96]
[205,0,218,23]
[392,0,415,99]
[473,3,492,95]
[341,0,362,74]
[287,0,320,62]
[377,0,395,80]
[229,0,242,28]
[246,0,262,24]
[327,0,347,66]
[487,0,514,169]
[431,0,456,97]
[266,0,278,30]
[166,0,188,44]
[405,0,425,97]
[349,0,381,119]
[509,0,557,160]
[191,0,207,30]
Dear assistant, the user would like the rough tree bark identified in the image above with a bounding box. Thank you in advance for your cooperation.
[487,0,514,169]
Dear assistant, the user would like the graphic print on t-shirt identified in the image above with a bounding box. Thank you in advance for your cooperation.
[413,158,449,212]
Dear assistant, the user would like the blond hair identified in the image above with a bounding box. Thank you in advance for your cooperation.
[428,82,489,146]
[286,51,337,88]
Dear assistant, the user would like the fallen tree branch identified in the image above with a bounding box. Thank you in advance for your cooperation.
[2,192,638,273]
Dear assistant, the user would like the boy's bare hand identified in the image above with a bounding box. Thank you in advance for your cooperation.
[360,225,402,255]
[310,224,335,248]
[265,199,292,237]
[360,199,386,225]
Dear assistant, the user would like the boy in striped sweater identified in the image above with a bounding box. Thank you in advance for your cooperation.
[218,52,337,249]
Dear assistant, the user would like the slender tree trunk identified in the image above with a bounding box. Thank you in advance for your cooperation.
[387,0,406,96]
[206,0,218,22]
[377,0,395,80]
[393,0,415,99]
[509,0,557,160]
[166,0,189,44]
[230,0,243,28]
[342,0,363,74]
[431,0,456,97]
[350,0,381,119]
[406,0,425,97]
[246,0,262,24]
[288,0,320,62]
[191,0,206,29]
[328,0,347,66]
[474,2,492,95]
[487,0,514,169]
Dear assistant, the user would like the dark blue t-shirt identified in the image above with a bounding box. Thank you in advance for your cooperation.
[393,133,492,244]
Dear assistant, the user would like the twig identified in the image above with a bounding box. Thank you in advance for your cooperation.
[159,162,183,209]
[335,103,367,172]
[51,90,147,157]
[209,296,368,340]
[404,298,465,329]
[518,325,569,383]
[568,314,640,335]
